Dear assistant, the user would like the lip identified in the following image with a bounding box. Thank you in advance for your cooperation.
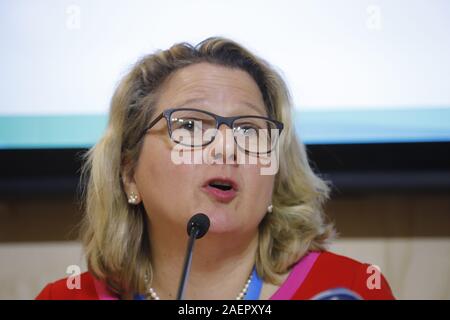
[202,177,239,203]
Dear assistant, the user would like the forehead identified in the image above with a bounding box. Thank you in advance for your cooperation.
[155,63,266,115]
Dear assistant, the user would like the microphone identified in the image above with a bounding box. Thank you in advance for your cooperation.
[186,213,210,239]
[311,288,363,300]
[176,213,210,300]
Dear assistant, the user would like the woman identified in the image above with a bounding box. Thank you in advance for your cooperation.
[36,37,394,300]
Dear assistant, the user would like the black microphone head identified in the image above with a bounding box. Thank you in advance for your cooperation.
[186,213,210,239]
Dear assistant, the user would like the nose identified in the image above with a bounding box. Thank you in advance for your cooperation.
[205,124,237,165]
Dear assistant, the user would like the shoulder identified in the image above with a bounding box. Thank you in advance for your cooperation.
[293,251,395,300]
[35,271,102,300]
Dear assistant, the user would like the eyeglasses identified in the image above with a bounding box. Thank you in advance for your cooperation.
[140,108,284,155]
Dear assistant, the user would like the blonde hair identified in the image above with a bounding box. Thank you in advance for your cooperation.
[80,37,335,296]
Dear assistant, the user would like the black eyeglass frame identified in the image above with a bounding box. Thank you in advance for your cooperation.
[139,108,284,155]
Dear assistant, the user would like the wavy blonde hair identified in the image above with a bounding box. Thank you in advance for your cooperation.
[80,37,335,296]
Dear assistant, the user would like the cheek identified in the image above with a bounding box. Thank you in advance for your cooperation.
[241,165,275,205]
[233,165,274,232]
[134,138,197,215]
[135,139,173,200]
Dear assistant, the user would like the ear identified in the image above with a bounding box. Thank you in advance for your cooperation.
[121,163,142,205]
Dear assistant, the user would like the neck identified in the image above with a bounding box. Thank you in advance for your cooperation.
[147,217,259,300]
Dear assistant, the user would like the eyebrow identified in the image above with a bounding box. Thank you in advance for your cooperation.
[241,101,266,116]
[175,98,207,107]
[175,98,267,116]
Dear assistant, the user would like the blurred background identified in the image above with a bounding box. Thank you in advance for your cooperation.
[1,0,449,299]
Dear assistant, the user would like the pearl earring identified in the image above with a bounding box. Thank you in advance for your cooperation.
[128,192,138,204]
[267,204,273,213]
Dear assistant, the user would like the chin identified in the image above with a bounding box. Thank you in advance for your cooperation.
[203,210,242,234]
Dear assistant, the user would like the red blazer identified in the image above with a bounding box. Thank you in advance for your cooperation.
[36,251,395,300]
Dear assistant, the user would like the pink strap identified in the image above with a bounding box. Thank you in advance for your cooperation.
[93,277,119,300]
[93,251,320,300]
[270,251,320,300]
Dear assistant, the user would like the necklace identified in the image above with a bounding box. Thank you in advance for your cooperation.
[143,269,254,300]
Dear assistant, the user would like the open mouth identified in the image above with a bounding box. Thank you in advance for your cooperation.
[208,180,234,191]
[202,178,238,202]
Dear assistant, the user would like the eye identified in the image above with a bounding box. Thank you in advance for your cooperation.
[181,120,195,131]
[173,118,202,131]
[235,124,259,136]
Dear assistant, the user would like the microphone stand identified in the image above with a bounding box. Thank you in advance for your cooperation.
[176,228,199,300]
[176,213,210,300]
